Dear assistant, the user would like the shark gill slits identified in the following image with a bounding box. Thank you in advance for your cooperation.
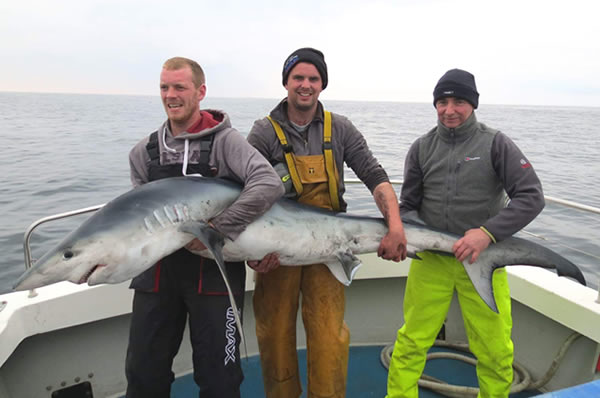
[164,205,178,224]
[153,209,168,227]
[144,217,156,233]
[173,204,186,222]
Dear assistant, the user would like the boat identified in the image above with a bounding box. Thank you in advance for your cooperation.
[1,181,599,398]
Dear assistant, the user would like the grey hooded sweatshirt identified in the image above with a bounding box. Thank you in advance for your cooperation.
[129,109,284,240]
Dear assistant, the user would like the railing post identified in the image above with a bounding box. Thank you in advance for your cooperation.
[21,204,105,298]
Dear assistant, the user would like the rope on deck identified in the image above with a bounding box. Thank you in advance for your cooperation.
[380,332,583,397]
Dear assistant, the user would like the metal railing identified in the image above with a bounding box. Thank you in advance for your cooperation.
[23,205,105,271]
[348,178,600,214]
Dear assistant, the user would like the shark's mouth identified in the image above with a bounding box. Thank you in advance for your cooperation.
[78,264,105,284]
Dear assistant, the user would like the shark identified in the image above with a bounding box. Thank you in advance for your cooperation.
[14,177,586,339]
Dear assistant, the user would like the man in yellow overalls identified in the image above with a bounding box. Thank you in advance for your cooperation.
[246,47,408,398]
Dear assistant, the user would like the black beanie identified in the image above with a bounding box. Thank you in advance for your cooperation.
[433,69,479,109]
[282,47,328,89]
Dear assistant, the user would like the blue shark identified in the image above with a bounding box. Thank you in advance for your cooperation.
[14,177,585,327]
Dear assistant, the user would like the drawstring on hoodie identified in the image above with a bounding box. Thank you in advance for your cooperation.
[160,125,204,178]
[182,139,203,177]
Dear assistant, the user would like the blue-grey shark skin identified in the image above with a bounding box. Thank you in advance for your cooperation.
[14,177,585,316]
[400,217,586,312]
[15,178,238,290]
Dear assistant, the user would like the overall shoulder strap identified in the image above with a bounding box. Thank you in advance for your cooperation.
[145,131,160,165]
[195,134,216,176]
[146,131,159,159]
[267,116,304,196]
[323,111,340,211]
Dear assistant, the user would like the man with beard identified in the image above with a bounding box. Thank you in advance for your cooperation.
[246,47,408,398]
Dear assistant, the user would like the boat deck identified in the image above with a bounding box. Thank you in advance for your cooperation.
[136,345,541,397]
[3,269,598,398]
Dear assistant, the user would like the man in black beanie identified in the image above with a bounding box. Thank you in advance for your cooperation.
[281,47,329,90]
[433,68,479,107]
[247,48,409,398]
[386,68,545,398]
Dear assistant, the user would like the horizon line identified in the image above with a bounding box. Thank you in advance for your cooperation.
[1,90,598,109]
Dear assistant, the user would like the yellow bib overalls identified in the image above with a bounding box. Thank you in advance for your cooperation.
[253,112,350,398]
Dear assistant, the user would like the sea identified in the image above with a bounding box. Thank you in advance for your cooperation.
[0,92,599,294]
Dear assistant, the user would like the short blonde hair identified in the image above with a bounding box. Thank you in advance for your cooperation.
[163,57,205,87]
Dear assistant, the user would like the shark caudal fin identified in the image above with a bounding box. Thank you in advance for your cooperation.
[461,257,500,313]
[497,237,586,285]
[462,236,587,313]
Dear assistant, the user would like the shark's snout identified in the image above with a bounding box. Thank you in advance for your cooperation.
[13,268,55,291]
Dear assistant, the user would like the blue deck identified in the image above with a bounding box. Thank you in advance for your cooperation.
[166,345,541,397]
[534,379,600,397]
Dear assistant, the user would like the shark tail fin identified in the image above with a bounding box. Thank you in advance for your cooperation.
[461,258,500,313]
[496,237,587,286]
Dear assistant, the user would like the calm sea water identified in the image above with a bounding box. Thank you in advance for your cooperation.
[0,92,598,294]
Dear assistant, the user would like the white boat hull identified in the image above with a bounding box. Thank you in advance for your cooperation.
[1,254,599,397]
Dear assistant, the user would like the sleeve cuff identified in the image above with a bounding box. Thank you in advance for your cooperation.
[480,226,497,244]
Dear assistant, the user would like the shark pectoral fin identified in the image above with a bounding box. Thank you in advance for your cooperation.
[179,222,226,263]
[325,250,362,286]
[178,222,246,355]
[461,257,500,313]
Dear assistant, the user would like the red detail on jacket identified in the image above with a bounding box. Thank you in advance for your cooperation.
[188,111,220,133]
[197,257,238,296]
[197,257,204,293]
[153,261,162,292]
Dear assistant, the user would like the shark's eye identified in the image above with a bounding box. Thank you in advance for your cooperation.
[63,250,74,260]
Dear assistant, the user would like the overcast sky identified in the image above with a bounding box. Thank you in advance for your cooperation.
[1,0,599,107]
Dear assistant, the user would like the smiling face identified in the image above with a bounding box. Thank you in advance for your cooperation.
[160,65,206,135]
[285,62,323,113]
[435,97,474,128]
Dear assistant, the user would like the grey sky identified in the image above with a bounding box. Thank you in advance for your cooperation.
[1,0,599,107]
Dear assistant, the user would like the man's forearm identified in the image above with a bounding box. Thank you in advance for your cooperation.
[373,182,402,229]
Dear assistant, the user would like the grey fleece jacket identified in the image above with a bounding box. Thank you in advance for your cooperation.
[400,112,545,241]
[247,99,389,212]
[129,109,284,240]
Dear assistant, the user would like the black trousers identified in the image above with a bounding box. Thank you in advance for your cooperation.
[125,255,245,398]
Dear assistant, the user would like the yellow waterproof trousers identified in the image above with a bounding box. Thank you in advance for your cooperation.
[386,252,514,398]
[254,264,350,398]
